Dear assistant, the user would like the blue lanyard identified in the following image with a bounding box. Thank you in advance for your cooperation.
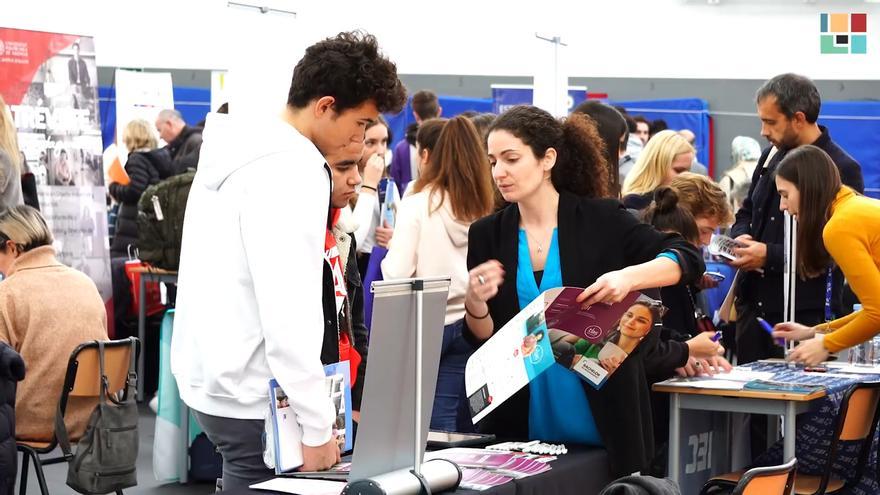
[824,267,834,322]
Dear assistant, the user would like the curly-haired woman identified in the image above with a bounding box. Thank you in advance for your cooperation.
[463,105,704,478]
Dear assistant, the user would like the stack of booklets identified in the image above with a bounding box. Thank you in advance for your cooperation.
[465,288,663,422]
[425,448,553,491]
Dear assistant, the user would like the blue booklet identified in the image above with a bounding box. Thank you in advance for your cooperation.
[268,361,353,474]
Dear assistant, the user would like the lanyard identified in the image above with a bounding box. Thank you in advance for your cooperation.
[824,267,834,322]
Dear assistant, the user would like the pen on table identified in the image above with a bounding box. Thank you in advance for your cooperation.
[756,317,786,346]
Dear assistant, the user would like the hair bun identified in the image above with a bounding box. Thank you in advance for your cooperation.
[652,186,679,213]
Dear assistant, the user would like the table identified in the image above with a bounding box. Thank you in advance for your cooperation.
[653,381,824,485]
[654,360,880,487]
[222,446,611,495]
[132,265,178,402]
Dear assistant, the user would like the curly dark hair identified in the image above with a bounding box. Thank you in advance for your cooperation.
[287,31,407,114]
[488,105,610,199]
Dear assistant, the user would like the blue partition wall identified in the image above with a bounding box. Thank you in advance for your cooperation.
[98,86,211,149]
[385,95,493,149]
[610,98,712,171]
[819,101,880,199]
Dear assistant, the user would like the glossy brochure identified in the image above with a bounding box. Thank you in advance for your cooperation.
[267,361,353,474]
[465,287,660,423]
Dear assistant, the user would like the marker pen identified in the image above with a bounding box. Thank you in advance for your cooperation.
[756,317,785,346]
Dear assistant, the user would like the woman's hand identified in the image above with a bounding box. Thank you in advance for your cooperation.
[599,354,624,373]
[576,269,634,307]
[697,273,720,290]
[362,154,385,190]
[787,334,830,366]
[465,260,505,307]
[772,322,816,342]
[675,355,733,377]
[375,221,393,248]
[686,332,725,359]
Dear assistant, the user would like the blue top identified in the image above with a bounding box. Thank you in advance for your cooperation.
[516,229,603,446]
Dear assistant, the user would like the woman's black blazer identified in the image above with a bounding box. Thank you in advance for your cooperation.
[463,192,704,477]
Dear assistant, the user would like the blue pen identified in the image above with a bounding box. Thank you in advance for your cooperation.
[710,331,723,342]
[757,317,785,346]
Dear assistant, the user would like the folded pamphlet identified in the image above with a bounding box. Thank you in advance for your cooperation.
[465,288,662,423]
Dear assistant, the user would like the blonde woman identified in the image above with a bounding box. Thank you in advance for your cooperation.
[108,119,172,257]
[0,206,108,442]
[622,129,694,211]
[0,95,24,208]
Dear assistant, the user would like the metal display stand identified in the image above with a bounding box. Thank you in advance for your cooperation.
[343,277,461,495]
[784,211,797,363]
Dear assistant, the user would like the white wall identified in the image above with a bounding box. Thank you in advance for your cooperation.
[5,0,880,80]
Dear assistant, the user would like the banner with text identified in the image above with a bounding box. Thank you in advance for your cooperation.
[0,27,112,302]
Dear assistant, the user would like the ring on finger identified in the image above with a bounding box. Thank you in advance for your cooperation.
[477,274,486,285]
[694,361,702,368]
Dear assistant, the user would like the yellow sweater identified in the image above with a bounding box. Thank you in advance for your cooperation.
[821,187,880,352]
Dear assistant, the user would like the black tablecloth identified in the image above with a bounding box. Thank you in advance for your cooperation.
[226,446,612,495]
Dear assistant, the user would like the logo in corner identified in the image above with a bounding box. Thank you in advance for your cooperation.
[820,13,867,54]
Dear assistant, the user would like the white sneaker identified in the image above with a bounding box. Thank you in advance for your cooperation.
[149,394,159,413]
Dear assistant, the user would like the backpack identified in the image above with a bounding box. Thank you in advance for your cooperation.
[136,170,195,271]
[56,340,139,494]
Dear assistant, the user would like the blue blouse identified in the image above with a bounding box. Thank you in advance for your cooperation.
[516,229,603,446]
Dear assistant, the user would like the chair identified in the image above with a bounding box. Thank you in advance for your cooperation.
[730,458,798,495]
[16,338,140,495]
[700,381,880,495]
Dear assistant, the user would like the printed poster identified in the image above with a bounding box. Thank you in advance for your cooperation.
[465,288,663,423]
[0,28,111,302]
[114,68,174,157]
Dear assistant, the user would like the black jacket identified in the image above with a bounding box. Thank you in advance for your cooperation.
[642,285,693,384]
[622,192,654,212]
[731,126,863,315]
[108,149,173,257]
[165,125,203,174]
[0,344,25,495]
[463,193,704,478]
[321,232,369,411]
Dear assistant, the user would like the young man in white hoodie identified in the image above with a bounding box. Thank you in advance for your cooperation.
[171,31,406,489]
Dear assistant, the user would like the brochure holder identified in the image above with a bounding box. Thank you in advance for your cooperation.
[344,277,461,495]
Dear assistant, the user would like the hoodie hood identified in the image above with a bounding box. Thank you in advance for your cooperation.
[196,112,324,191]
[431,191,470,248]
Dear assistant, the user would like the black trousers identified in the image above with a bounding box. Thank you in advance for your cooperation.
[735,300,824,459]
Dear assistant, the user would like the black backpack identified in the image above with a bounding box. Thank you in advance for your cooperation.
[136,170,195,271]
[56,340,139,494]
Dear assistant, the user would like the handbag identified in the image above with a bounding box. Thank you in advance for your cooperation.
[56,340,139,494]
[124,247,165,318]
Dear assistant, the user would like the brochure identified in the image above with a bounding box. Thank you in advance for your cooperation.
[425,448,552,491]
[378,177,400,228]
[268,361,353,474]
[465,288,662,422]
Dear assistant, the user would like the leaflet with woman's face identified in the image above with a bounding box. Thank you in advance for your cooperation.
[464,287,663,424]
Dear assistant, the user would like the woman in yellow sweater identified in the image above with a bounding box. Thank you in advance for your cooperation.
[771,145,880,365]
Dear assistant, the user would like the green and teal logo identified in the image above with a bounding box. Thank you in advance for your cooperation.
[821,13,867,54]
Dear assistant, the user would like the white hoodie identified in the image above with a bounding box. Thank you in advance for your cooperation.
[171,112,335,446]
[381,187,470,325]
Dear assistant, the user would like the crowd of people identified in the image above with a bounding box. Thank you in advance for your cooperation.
[0,30,877,493]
